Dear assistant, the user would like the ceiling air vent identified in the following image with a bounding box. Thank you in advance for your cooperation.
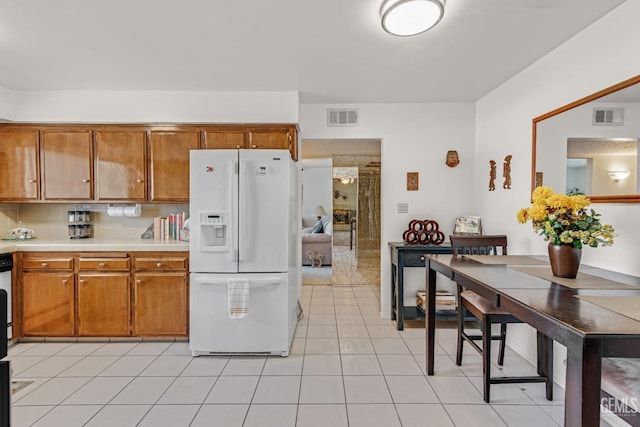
[327,108,359,127]
[593,107,624,126]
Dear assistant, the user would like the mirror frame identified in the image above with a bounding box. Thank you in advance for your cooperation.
[532,74,640,203]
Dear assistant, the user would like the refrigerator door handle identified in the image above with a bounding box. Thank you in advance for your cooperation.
[229,160,239,262]
[238,160,254,263]
[193,277,281,286]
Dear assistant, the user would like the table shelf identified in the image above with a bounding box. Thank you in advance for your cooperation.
[389,242,453,330]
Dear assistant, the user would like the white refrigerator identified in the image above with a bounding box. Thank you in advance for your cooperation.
[189,149,300,356]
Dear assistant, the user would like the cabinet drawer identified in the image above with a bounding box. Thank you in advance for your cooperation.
[401,252,428,267]
[135,257,188,271]
[22,257,74,271]
[79,257,131,271]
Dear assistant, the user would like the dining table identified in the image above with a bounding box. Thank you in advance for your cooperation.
[425,253,640,427]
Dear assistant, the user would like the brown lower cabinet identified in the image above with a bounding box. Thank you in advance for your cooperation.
[77,273,131,336]
[134,272,188,336]
[18,251,188,338]
[22,272,75,336]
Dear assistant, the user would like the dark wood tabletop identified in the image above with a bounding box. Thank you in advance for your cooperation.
[424,254,640,427]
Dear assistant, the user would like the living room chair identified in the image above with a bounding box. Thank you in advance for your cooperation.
[449,234,553,403]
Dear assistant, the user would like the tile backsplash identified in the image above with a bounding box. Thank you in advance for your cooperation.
[12,203,189,239]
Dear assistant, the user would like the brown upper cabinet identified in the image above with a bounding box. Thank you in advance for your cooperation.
[204,130,246,149]
[203,125,298,159]
[0,130,40,200]
[41,130,93,200]
[148,130,201,202]
[0,123,298,202]
[95,131,147,201]
[248,127,294,151]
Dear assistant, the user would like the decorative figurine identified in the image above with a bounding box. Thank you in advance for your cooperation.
[489,160,496,191]
[446,150,460,167]
[503,155,512,189]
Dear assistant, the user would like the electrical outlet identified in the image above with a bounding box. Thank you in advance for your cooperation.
[398,203,409,214]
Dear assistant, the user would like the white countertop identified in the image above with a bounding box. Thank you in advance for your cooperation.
[0,238,189,253]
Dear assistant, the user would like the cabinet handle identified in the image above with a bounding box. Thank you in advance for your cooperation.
[29,179,37,183]
[136,279,142,284]
[252,144,257,149]
[82,179,90,183]
[136,179,144,183]
[79,280,85,284]
[98,262,105,267]
[62,279,68,285]
[41,262,48,268]
[156,262,162,267]
[236,144,241,149]
[420,256,425,261]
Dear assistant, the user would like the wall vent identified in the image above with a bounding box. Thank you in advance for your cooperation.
[593,107,624,126]
[327,108,359,127]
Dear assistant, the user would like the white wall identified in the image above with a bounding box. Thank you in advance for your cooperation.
[475,0,640,384]
[301,159,333,220]
[9,90,299,123]
[299,102,477,317]
[0,86,15,120]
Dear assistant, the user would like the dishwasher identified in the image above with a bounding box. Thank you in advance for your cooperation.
[0,253,11,341]
[0,253,10,427]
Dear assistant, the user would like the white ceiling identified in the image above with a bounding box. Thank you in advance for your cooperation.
[0,0,625,104]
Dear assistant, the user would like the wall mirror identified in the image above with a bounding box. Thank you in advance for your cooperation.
[532,74,640,203]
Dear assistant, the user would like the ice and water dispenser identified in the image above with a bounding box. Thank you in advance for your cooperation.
[199,212,228,251]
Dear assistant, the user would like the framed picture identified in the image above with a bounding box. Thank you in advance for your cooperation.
[407,172,419,191]
[535,172,544,188]
[453,216,482,235]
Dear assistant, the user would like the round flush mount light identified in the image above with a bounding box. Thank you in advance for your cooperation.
[381,0,445,37]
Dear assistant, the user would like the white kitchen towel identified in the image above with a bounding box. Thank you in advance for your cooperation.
[228,278,250,319]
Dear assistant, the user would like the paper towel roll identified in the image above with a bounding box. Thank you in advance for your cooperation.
[123,204,141,217]
[107,205,125,217]
[107,204,141,217]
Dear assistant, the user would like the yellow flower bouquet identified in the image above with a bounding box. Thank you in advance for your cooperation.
[517,186,615,249]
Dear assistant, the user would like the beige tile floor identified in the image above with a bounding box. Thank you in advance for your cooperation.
[3,284,587,427]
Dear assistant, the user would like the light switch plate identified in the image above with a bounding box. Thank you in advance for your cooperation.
[398,203,409,214]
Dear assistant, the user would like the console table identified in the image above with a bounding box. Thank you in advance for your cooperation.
[388,242,452,330]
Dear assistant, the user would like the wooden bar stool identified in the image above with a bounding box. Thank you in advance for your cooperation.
[450,234,554,403]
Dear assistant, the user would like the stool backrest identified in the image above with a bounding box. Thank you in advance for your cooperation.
[449,235,508,257]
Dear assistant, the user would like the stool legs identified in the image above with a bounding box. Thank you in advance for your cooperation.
[483,314,493,403]
[456,305,464,366]
[498,323,507,366]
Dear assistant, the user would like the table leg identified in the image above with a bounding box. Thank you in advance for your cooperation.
[426,263,436,375]
[391,263,397,321]
[536,331,554,401]
[564,335,602,427]
[397,263,405,330]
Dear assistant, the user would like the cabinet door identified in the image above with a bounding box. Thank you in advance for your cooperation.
[148,131,200,201]
[248,128,291,150]
[42,131,93,200]
[77,273,131,336]
[133,272,187,336]
[0,130,40,200]
[204,131,245,149]
[22,272,74,336]
[95,131,147,200]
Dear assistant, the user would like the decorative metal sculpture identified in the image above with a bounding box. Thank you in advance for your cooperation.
[503,155,512,190]
[402,219,445,245]
[489,160,496,191]
[446,150,460,167]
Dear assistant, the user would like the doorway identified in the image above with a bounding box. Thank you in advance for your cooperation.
[301,139,381,287]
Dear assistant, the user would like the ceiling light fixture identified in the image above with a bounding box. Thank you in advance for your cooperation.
[607,170,631,181]
[380,0,445,37]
